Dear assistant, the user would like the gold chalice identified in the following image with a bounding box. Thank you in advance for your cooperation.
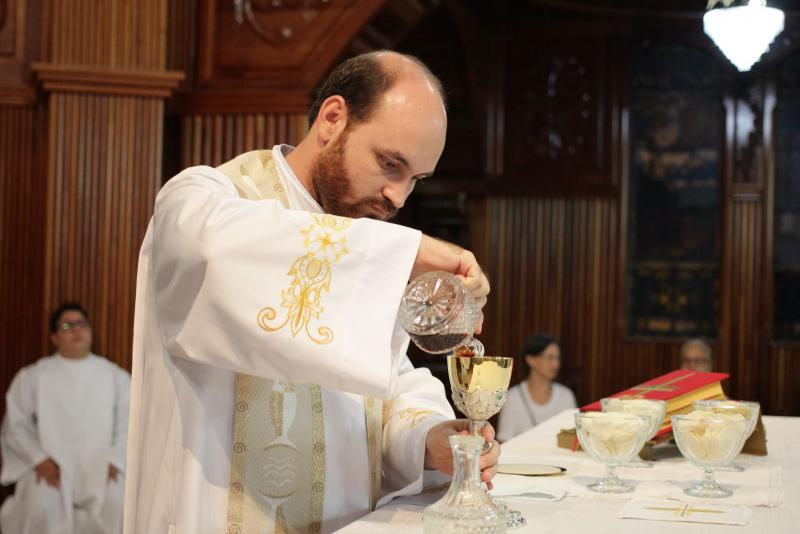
[447,355,526,529]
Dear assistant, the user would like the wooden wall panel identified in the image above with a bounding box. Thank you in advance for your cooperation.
[167,0,197,91]
[196,0,384,92]
[46,0,166,69]
[42,94,164,371]
[455,7,797,416]
[180,112,307,168]
[0,0,180,416]
[503,23,617,196]
[719,200,765,403]
[0,0,38,105]
[26,0,179,377]
[474,196,729,408]
[0,105,45,407]
[472,194,788,413]
[766,346,800,414]
[28,0,178,376]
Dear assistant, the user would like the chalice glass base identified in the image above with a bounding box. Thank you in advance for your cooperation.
[684,469,733,498]
[588,466,635,494]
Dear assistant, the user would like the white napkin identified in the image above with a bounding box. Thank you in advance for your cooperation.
[620,498,752,526]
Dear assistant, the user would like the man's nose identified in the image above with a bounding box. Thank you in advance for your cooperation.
[382,182,409,209]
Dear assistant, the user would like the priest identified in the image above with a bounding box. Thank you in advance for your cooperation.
[124,51,498,534]
[1,302,130,534]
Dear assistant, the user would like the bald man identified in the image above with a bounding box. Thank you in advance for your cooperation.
[680,338,714,373]
[124,51,496,533]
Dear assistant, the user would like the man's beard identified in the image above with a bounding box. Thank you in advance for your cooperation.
[309,134,398,221]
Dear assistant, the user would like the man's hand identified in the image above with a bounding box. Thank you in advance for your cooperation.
[34,458,60,489]
[108,464,120,482]
[424,420,500,489]
[412,236,490,332]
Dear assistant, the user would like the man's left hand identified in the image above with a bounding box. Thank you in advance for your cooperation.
[424,420,499,489]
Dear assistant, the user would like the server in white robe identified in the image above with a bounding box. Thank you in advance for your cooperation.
[124,51,498,534]
[1,302,131,534]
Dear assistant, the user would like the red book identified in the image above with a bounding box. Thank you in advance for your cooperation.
[580,370,729,439]
[582,370,729,411]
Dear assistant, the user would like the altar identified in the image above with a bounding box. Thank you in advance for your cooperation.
[336,409,800,533]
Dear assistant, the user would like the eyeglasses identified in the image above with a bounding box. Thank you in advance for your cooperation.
[58,320,90,332]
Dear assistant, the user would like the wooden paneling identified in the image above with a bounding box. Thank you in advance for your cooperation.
[0,0,38,105]
[167,0,198,92]
[765,346,800,414]
[503,23,618,196]
[0,6,43,489]
[719,199,765,404]
[41,94,164,371]
[30,0,179,375]
[45,0,166,69]
[180,112,307,168]
[33,63,183,98]
[472,196,734,407]
[465,88,790,416]
[199,0,384,87]
[397,3,799,416]
[172,0,386,114]
[0,0,180,401]
[0,105,45,402]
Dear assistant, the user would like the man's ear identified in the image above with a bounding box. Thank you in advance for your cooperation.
[315,96,349,147]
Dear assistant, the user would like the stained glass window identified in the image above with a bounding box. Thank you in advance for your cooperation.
[627,46,722,337]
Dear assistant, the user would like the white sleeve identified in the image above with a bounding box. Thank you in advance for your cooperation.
[0,366,48,484]
[150,167,422,399]
[109,367,131,472]
[378,350,454,505]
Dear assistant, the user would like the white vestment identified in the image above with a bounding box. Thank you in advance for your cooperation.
[0,353,131,534]
[123,145,454,534]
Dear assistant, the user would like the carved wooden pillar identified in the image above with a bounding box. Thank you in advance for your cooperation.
[719,77,771,403]
[27,0,182,371]
[0,0,47,406]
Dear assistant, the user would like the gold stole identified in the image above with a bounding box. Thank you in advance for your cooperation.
[216,150,383,534]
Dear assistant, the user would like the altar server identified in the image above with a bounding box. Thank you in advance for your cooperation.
[1,302,130,534]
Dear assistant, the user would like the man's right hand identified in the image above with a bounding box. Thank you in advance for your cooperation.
[34,458,60,489]
[412,235,490,332]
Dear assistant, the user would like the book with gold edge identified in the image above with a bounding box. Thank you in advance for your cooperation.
[581,370,729,438]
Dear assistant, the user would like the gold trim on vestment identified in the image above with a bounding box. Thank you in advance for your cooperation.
[220,150,330,533]
[364,397,383,511]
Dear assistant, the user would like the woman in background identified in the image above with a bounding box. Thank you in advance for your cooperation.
[497,333,577,442]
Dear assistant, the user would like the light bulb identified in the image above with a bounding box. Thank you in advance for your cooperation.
[703,0,785,71]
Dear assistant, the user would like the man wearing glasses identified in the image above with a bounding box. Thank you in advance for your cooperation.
[0,302,130,534]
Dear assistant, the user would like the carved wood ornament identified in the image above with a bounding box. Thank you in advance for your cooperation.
[233,0,337,45]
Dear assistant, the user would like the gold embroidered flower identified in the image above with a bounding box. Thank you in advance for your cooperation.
[259,212,351,345]
[302,224,349,264]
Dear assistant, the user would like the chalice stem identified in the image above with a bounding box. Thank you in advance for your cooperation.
[469,419,492,454]
[703,467,718,488]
